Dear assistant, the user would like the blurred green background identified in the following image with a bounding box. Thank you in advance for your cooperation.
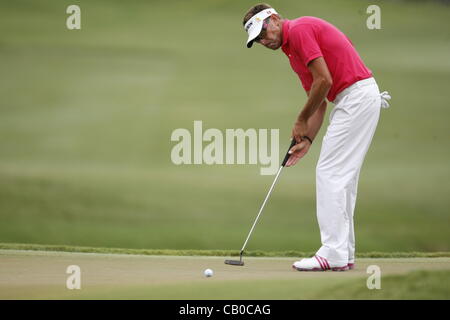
[0,0,449,253]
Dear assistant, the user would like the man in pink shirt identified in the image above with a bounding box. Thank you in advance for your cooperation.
[243,4,391,271]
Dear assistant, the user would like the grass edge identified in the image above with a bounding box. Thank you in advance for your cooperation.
[0,242,449,258]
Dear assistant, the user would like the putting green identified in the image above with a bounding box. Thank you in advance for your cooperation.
[1,250,449,299]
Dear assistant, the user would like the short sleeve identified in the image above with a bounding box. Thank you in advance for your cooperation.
[289,24,323,67]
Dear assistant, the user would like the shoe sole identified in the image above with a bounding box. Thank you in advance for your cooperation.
[292,265,350,272]
[292,265,325,271]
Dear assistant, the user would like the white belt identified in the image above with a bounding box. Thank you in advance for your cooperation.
[333,77,391,108]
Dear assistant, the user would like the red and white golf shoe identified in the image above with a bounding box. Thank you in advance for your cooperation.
[292,255,349,272]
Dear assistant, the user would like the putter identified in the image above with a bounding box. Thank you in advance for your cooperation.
[225,139,298,266]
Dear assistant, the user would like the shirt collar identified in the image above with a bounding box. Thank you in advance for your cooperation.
[281,19,291,53]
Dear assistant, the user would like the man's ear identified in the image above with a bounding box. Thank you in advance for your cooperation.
[273,14,281,26]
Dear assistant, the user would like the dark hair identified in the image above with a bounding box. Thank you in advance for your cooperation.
[242,3,273,26]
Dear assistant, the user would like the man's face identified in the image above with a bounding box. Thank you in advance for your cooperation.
[255,15,283,50]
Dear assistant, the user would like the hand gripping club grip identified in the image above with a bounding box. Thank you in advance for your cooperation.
[281,139,297,167]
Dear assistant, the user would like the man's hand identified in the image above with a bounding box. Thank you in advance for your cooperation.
[285,118,310,167]
[286,138,311,167]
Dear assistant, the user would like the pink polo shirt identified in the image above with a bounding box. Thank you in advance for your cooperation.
[281,17,372,102]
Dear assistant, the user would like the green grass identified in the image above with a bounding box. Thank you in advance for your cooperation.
[1,250,449,299]
[0,0,449,252]
[325,269,450,300]
[107,270,450,300]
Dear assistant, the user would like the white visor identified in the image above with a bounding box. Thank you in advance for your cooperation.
[244,8,278,48]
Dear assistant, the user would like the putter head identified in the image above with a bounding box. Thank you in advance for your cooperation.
[224,259,244,266]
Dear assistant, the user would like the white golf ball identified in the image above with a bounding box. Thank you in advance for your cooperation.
[204,268,213,277]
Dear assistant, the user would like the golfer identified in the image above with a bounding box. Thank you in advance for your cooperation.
[243,4,391,271]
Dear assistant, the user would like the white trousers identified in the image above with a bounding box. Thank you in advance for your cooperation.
[315,77,382,266]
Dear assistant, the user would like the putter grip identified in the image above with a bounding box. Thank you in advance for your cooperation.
[281,139,297,167]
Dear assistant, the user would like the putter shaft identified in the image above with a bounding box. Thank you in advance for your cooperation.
[240,165,284,253]
[225,139,296,266]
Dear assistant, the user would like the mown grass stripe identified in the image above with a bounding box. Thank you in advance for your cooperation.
[0,243,449,258]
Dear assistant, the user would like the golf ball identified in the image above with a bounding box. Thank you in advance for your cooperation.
[204,268,213,277]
